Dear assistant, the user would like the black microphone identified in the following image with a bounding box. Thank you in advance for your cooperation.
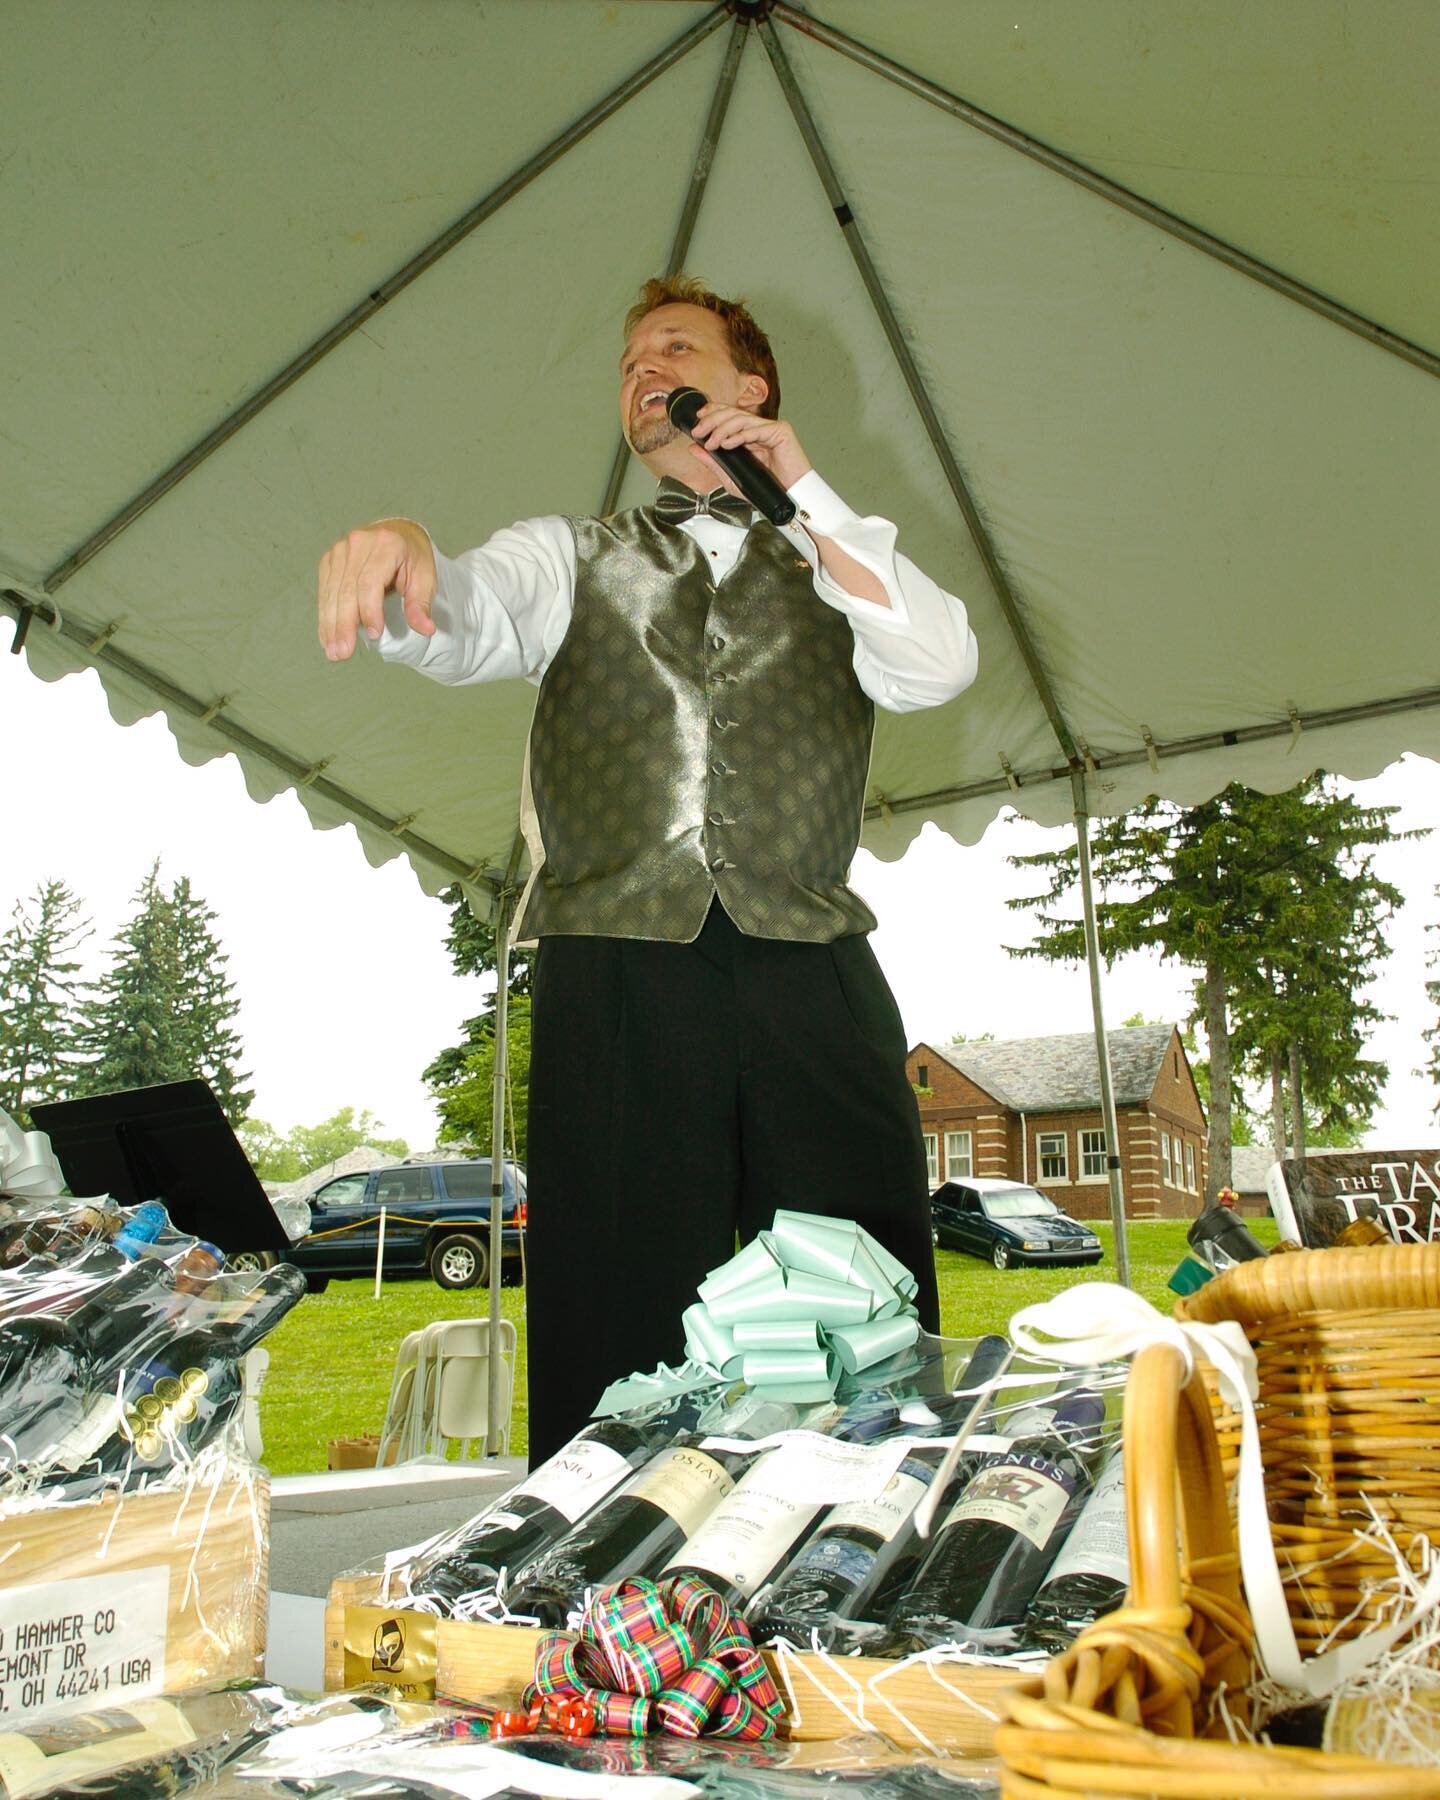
[665,387,797,526]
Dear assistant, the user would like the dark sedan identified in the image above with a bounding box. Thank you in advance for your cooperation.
[931,1177,1103,1270]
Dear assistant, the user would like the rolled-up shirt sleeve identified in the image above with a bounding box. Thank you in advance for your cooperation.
[369,516,575,686]
[785,470,979,714]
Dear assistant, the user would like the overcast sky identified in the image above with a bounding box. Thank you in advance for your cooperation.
[3,650,1436,1153]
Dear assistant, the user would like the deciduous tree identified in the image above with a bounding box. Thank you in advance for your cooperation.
[1008,777,1405,1200]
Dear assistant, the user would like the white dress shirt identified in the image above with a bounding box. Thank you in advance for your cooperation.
[372,470,978,714]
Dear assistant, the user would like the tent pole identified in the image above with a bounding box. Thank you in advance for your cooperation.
[485,886,513,1460]
[771,3,1440,384]
[600,14,747,516]
[1070,768,1130,1287]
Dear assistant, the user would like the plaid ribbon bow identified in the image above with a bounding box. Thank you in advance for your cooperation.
[523,1575,785,1740]
[653,478,753,528]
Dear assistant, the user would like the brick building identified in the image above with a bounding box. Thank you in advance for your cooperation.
[907,1024,1208,1221]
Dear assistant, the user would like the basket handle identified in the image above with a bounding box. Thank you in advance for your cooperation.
[1125,1342,1245,1626]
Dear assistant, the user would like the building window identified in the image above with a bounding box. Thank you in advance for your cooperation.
[1174,1050,1180,1078]
[924,1133,938,1186]
[916,1063,929,1088]
[1161,1132,1173,1185]
[945,1130,972,1179]
[1037,1132,1068,1181]
[1185,1141,1197,1192]
[1080,1128,1106,1179]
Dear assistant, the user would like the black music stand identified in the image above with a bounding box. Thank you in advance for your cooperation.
[29,1079,289,1255]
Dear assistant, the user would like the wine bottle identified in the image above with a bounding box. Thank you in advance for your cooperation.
[0,1257,202,1471]
[0,1199,121,1270]
[98,1263,308,1475]
[1019,1446,1129,1652]
[885,1392,1107,1654]
[506,1432,759,1627]
[407,1416,661,1613]
[748,1335,1011,1649]
[662,1445,828,1609]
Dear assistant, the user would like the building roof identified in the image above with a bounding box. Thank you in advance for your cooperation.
[930,1024,1181,1113]
[1230,1142,1284,1195]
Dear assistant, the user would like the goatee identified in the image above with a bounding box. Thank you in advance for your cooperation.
[627,414,679,455]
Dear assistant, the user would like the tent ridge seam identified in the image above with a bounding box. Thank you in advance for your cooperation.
[774,2,1440,380]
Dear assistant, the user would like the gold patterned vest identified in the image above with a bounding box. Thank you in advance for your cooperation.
[515,504,877,944]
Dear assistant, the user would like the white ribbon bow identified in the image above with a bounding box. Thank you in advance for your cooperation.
[0,1106,66,1199]
[1007,1281,1440,1699]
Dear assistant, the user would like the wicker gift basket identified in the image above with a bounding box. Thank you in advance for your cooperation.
[997,1244,1440,1798]
[1177,1243,1440,1646]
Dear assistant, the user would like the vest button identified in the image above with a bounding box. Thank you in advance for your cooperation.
[710,634,726,650]
[710,857,728,872]
[713,715,732,730]
[711,761,729,776]
[706,810,725,824]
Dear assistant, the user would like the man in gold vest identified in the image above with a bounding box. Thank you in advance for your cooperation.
[318,277,978,1463]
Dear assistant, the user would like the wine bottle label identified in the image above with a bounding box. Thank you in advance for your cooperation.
[822,1463,930,1543]
[483,1510,528,1534]
[0,1698,195,1800]
[516,1437,633,1524]
[623,1447,737,1537]
[1038,1454,1129,1589]
[29,1393,125,1472]
[943,1452,1077,1551]
[663,1456,821,1598]
[791,1535,877,1588]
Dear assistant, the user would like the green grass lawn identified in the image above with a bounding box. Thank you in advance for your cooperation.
[257,1217,1274,1474]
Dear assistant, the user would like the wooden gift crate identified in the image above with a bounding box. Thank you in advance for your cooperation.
[325,1570,1017,1756]
[0,1469,268,1714]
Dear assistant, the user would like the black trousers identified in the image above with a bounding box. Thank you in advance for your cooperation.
[524,900,940,1466]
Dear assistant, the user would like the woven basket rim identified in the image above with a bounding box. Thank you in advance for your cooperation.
[1174,1242,1440,1326]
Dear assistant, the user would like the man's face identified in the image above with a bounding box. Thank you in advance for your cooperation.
[618,302,766,456]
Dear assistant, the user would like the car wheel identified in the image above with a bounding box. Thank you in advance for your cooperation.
[992,1243,1010,1271]
[430,1232,489,1290]
[227,1250,277,1273]
[931,1222,939,1247]
[304,1274,330,1294]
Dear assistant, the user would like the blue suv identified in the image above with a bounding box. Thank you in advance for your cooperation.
[284,1159,526,1292]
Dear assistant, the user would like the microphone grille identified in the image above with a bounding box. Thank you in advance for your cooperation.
[665,387,706,432]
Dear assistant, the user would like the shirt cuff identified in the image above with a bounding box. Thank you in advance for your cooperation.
[785,469,862,537]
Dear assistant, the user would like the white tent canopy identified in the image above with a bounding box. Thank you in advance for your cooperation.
[4,0,1437,919]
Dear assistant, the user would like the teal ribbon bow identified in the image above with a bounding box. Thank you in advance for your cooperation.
[679,1210,920,1404]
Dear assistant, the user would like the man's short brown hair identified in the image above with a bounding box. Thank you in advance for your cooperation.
[624,275,780,419]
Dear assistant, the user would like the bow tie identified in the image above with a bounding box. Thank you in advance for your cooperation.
[653,479,754,528]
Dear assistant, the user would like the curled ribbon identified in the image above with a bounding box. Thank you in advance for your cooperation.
[523,1576,786,1740]
[1006,1281,1440,1700]
[680,1210,920,1404]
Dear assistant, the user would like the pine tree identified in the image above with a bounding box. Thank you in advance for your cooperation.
[0,880,93,1124]
[76,864,253,1118]
[169,876,253,1123]
[1007,777,1407,1201]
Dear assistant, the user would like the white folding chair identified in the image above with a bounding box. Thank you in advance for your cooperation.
[377,1328,427,1464]
[411,1318,517,1460]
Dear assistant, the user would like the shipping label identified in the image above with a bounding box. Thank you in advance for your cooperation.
[0,1566,169,1728]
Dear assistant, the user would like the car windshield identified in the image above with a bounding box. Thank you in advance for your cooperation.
[982,1190,1061,1220]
